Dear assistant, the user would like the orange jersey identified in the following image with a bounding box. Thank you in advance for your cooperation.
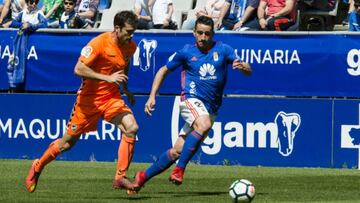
[78,32,137,100]
[65,32,136,136]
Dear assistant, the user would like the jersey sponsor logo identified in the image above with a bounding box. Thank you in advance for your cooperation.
[81,46,93,58]
[133,39,157,71]
[171,97,301,157]
[347,49,360,76]
[199,63,216,80]
[341,103,360,168]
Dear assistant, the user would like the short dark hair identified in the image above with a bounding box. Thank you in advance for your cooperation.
[355,0,360,7]
[64,0,77,4]
[25,0,39,4]
[194,16,214,32]
[114,10,138,29]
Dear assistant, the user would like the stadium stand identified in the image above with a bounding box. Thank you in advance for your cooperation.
[287,10,300,31]
[94,0,111,28]
[98,0,110,11]
[172,0,195,28]
[183,0,207,25]
[300,0,340,31]
[98,0,135,29]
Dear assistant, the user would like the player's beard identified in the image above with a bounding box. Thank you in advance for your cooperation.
[198,40,213,51]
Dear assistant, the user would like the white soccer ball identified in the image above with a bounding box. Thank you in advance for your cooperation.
[229,179,255,203]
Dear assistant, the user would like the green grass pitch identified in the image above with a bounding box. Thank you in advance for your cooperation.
[1,159,360,203]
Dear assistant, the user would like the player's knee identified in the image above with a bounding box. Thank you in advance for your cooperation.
[124,123,139,137]
[169,148,181,160]
[194,120,212,134]
[59,134,79,152]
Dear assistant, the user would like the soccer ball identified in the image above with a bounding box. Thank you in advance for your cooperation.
[229,179,255,203]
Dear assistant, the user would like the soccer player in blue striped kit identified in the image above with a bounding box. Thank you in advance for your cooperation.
[131,15,252,193]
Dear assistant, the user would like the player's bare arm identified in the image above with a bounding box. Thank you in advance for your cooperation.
[144,66,171,116]
[122,64,135,106]
[74,61,128,84]
[232,59,252,76]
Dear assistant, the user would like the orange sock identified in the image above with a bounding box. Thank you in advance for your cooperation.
[35,139,61,173]
[115,135,135,180]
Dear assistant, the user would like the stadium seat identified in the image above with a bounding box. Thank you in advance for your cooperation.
[185,0,207,24]
[172,0,195,28]
[300,0,340,31]
[193,0,207,10]
[109,0,134,11]
[98,0,135,29]
[287,10,300,31]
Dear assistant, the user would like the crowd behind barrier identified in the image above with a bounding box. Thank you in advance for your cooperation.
[0,0,352,31]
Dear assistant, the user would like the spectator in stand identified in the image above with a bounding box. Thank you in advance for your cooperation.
[42,0,63,28]
[60,0,90,29]
[152,0,177,29]
[0,0,26,28]
[0,0,4,14]
[74,0,99,27]
[10,0,48,32]
[134,0,155,29]
[215,0,248,30]
[233,0,260,30]
[182,0,225,30]
[245,0,296,31]
[349,0,360,31]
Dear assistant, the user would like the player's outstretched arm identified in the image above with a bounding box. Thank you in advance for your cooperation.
[74,60,128,84]
[232,59,252,76]
[145,66,171,116]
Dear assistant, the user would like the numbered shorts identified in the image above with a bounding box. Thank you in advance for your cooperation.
[66,96,132,136]
[178,98,216,136]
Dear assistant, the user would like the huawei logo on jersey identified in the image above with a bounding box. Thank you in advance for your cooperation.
[199,63,217,80]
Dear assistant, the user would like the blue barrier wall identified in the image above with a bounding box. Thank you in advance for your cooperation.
[1,30,360,96]
[0,93,359,168]
[1,30,360,168]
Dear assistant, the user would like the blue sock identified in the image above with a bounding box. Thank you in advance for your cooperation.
[176,131,204,169]
[145,149,176,180]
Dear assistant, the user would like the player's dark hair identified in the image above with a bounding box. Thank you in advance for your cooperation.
[114,10,138,29]
[194,16,214,32]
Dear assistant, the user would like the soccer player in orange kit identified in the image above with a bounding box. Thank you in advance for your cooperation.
[25,10,139,193]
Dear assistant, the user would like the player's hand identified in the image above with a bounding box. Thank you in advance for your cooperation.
[107,70,128,85]
[233,59,252,76]
[144,96,156,116]
[124,90,135,106]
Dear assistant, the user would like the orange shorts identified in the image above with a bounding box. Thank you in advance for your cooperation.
[66,95,132,136]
